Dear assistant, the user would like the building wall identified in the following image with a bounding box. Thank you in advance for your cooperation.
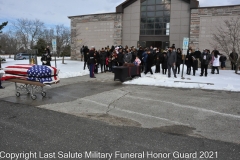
[70,13,122,60]
[190,5,240,52]
[122,0,140,47]
[170,0,190,48]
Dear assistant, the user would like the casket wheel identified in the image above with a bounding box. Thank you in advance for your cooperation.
[41,92,46,97]
[16,92,21,97]
[31,95,37,100]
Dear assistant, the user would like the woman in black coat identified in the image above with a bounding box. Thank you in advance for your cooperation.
[162,52,168,74]
[155,50,163,73]
[185,49,193,75]
[176,48,182,74]
[99,49,107,73]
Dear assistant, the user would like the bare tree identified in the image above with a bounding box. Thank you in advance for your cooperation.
[0,31,18,56]
[212,17,240,74]
[55,25,70,63]
[12,18,44,50]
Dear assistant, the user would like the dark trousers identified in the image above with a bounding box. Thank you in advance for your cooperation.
[176,64,180,74]
[201,64,208,76]
[144,63,153,74]
[187,65,191,75]
[89,64,95,77]
[155,65,160,73]
[0,80,2,87]
[94,64,98,73]
[100,64,106,72]
[168,64,176,77]
[84,61,88,70]
[212,66,219,74]
[231,62,236,70]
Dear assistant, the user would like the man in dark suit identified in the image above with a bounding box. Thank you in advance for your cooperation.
[167,47,177,78]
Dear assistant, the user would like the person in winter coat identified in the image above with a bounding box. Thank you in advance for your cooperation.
[137,47,144,72]
[83,46,89,70]
[230,49,239,70]
[155,49,163,73]
[88,46,96,78]
[167,47,177,78]
[117,48,124,66]
[200,49,212,77]
[211,50,220,74]
[142,49,148,73]
[185,49,193,75]
[41,49,52,66]
[144,50,154,75]
[220,54,227,70]
[134,56,141,66]
[99,48,107,73]
[123,49,132,64]
[176,48,182,74]
[162,51,168,75]
[108,55,112,72]
[190,49,197,76]
[94,50,100,74]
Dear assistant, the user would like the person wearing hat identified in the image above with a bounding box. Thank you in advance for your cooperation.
[88,46,96,78]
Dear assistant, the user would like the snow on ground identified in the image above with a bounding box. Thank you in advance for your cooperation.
[1,56,240,92]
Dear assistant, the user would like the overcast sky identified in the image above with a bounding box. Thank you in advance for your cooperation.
[0,0,240,31]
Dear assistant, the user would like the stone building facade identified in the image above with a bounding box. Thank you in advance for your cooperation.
[190,5,240,51]
[69,0,240,59]
[69,13,122,60]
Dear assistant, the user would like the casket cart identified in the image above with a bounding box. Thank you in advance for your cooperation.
[7,79,48,100]
[1,64,60,100]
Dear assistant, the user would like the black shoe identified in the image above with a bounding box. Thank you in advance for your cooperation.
[200,75,203,77]
[90,76,96,78]
[174,76,177,78]
[0,86,5,89]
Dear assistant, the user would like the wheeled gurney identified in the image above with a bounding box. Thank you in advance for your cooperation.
[7,79,49,100]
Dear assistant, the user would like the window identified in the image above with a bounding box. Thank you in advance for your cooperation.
[147,0,155,5]
[140,0,171,35]
[147,6,155,11]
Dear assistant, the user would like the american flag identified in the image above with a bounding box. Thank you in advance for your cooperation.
[1,64,60,84]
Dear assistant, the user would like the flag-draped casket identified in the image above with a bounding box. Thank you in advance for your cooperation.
[1,64,60,84]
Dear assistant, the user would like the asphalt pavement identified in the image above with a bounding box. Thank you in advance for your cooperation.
[0,72,239,160]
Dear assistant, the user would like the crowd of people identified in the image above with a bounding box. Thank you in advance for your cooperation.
[80,44,239,78]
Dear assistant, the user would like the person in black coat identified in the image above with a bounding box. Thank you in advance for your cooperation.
[83,46,89,70]
[137,47,144,72]
[155,49,163,73]
[162,52,168,75]
[99,48,107,73]
[41,48,52,66]
[117,48,124,66]
[185,49,193,75]
[220,54,227,70]
[94,50,100,74]
[144,50,154,75]
[176,48,182,74]
[200,49,212,77]
[190,50,197,76]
